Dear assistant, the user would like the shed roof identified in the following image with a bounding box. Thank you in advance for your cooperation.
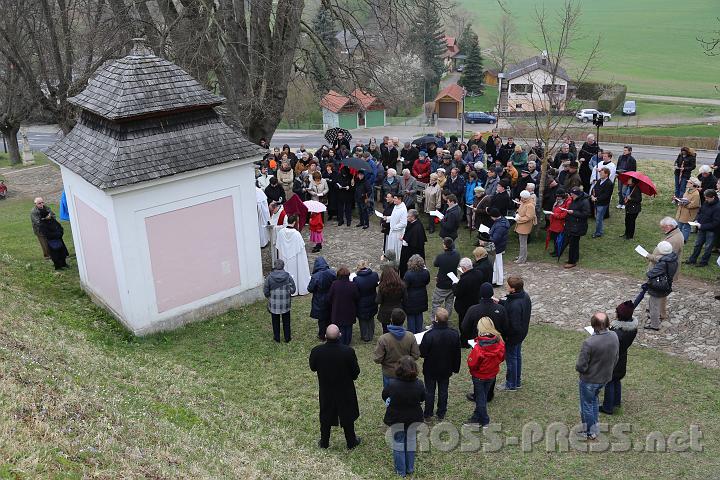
[434,83,464,103]
[503,55,570,81]
[350,88,384,110]
[320,90,354,113]
[68,42,225,121]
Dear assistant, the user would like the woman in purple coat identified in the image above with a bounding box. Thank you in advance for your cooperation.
[328,266,360,345]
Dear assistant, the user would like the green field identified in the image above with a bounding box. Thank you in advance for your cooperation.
[610,123,720,139]
[460,0,719,98]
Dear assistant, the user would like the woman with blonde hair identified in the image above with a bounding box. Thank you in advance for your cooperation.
[465,317,505,427]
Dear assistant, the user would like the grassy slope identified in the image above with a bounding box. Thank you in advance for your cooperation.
[461,0,718,98]
[609,124,720,139]
[0,153,49,169]
[1,161,719,478]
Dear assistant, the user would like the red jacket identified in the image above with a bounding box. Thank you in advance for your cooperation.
[548,196,572,233]
[309,213,324,233]
[412,158,431,182]
[467,335,506,380]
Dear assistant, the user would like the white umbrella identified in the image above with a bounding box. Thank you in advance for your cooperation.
[303,200,327,213]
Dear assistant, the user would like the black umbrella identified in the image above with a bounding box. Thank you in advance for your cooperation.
[412,135,440,147]
[341,156,370,172]
[325,127,352,144]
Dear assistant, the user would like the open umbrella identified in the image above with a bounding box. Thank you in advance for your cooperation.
[341,156,370,172]
[412,135,440,148]
[617,171,657,196]
[324,127,352,144]
[303,200,327,213]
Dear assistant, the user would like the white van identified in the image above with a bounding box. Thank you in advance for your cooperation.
[622,100,636,115]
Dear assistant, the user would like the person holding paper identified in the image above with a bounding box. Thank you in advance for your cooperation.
[431,238,461,320]
[497,276,532,392]
[562,187,591,268]
[336,166,354,227]
[645,241,678,331]
[402,255,430,334]
[547,189,571,257]
[675,178,701,242]
[591,167,613,238]
[398,209,427,278]
[646,217,684,281]
[575,312,619,440]
[439,194,462,241]
[453,258,485,326]
[600,301,638,415]
[485,208,509,286]
[684,189,720,267]
[472,247,494,285]
[419,308,461,421]
[465,317,506,427]
[385,193,408,262]
[620,177,642,240]
[461,283,509,350]
[514,191,537,264]
[374,309,420,388]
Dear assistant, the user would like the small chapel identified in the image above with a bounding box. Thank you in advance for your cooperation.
[47,40,265,335]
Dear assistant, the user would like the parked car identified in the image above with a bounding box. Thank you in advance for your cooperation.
[576,108,612,123]
[456,65,465,72]
[622,100,636,115]
[464,111,497,124]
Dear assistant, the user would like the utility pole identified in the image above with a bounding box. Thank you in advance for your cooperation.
[460,87,466,144]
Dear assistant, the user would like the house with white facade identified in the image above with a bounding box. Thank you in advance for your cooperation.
[497,53,570,113]
[46,40,266,336]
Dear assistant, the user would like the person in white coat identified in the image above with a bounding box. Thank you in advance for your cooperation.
[275,214,310,296]
[256,187,271,248]
[383,193,407,262]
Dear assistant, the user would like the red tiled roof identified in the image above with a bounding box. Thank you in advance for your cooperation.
[320,90,353,113]
[442,35,460,58]
[445,36,456,47]
[434,83,464,103]
[350,88,384,111]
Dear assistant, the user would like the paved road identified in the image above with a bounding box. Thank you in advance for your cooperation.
[627,93,720,107]
[18,126,716,165]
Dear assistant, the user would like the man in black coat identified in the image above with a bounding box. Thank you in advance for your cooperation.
[486,182,512,217]
[578,134,599,193]
[309,325,362,449]
[399,209,427,277]
[439,194,462,240]
[419,307,461,420]
[591,167,614,238]
[460,282,508,347]
[498,276,532,392]
[563,187,591,268]
[615,146,636,208]
[453,257,484,327]
[400,142,419,171]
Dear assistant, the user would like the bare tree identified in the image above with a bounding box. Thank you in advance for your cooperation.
[0,61,35,165]
[698,17,720,56]
[504,1,600,224]
[488,13,517,72]
[0,0,128,133]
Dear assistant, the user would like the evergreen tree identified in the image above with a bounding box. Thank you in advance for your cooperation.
[309,4,338,92]
[407,0,446,99]
[457,24,478,56]
[459,38,484,95]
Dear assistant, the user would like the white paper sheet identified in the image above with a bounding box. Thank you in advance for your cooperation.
[505,216,516,221]
[374,210,385,218]
[688,221,701,227]
[634,245,649,257]
[402,240,409,247]
[349,272,357,282]
[478,224,490,233]
[447,272,460,284]
[584,326,594,335]
[543,210,553,215]
[414,330,427,344]
[429,210,444,220]
[468,339,477,348]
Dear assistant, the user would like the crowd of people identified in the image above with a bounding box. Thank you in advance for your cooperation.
[253,131,720,476]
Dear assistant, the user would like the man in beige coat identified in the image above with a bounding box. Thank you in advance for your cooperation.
[646,217,684,324]
[514,190,537,264]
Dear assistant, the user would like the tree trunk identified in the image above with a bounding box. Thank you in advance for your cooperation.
[1,125,21,165]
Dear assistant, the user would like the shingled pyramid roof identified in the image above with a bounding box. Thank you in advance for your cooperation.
[68,41,225,121]
[48,40,264,190]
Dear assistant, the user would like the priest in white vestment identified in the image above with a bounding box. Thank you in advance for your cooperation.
[256,187,271,247]
[269,202,287,265]
[275,215,310,296]
[384,193,407,261]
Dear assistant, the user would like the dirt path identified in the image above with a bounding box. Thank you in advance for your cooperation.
[0,164,63,202]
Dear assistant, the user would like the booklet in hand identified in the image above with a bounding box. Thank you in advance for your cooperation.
[634,245,649,258]
[478,224,490,233]
[429,210,444,220]
[447,271,460,284]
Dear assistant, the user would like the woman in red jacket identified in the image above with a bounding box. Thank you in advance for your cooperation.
[412,151,431,183]
[548,189,572,257]
[465,317,505,427]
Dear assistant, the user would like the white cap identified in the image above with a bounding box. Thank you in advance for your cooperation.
[657,241,673,255]
[520,190,531,199]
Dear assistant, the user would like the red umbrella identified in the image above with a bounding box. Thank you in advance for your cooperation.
[617,171,657,196]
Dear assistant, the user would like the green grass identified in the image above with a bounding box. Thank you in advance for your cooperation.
[1,160,719,478]
[464,91,498,113]
[618,101,720,119]
[0,152,49,169]
[461,0,719,98]
[610,124,720,139]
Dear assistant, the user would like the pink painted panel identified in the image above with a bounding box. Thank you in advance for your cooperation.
[74,197,123,314]
[145,196,241,313]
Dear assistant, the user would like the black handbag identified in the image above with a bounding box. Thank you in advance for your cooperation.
[648,273,671,294]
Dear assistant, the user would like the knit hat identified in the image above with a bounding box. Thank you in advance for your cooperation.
[615,300,635,320]
[474,161,484,170]
[657,241,673,255]
[520,190,531,199]
[479,282,494,299]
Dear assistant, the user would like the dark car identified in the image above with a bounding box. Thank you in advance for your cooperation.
[464,111,497,124]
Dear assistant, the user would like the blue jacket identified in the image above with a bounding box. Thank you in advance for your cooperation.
[307,257,336,319]
[465,179,479,205]
[464,150,484,167]
[365,158,378,186]
[403,268,430,314]
[353,268,380,319]
[489,217,510,254]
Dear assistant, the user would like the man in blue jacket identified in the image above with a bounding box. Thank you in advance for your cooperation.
[419,307,461,420]
[685,189,720,267]
[498,275,532,392]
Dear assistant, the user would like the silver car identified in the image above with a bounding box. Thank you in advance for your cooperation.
[576,108,612,123]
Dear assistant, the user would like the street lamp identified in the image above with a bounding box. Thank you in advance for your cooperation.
[460,87,466,144]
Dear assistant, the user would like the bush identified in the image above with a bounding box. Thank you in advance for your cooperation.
[598,85,627,113]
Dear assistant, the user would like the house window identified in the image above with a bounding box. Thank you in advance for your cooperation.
[510,84,533,94]
[542,84,566,94]
[515,104,523,109]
